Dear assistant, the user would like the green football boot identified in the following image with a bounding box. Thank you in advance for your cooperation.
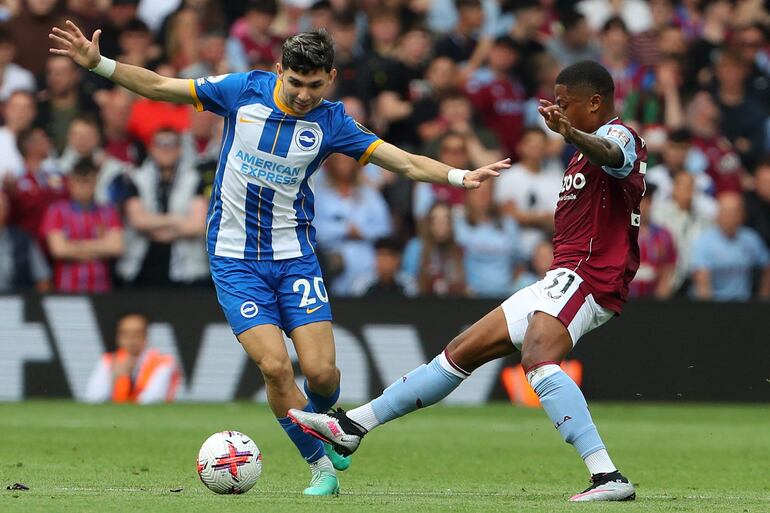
[302,465,339,496]
[324,442,351,471]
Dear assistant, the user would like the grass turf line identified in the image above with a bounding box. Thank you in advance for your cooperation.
[1,401,768,512]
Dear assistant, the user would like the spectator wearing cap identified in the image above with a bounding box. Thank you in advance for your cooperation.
[0,91,37,178]
[0,25,35,102]
[690,192,770,301]
[5,128,66,247]
[0,189,50,293]
[227,0,282,72]
[117,128,208,287]
[41,158,124,293]
[314,153,393,296]
[545,11,600,68]
[454,181,519,298]
[744,159,770,249]
[351,238,416,298]
[629,184,677,298]
[36,55,99,153]
[465,36,526,158]
[493,127,561,260]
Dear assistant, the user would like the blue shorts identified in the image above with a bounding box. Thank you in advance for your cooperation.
[210,254,333,335]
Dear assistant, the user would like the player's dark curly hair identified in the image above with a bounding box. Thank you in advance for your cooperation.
[555,60,615,98]
[281,31,335,74]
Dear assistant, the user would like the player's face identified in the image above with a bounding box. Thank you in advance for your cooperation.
[277,64,336,115]
[553,84,601,133]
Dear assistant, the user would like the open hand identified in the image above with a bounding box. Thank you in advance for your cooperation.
[49,20,102,70]
[463,158,510,189]
[538,99,573,141]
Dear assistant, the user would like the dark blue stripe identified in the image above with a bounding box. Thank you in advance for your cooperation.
[257,116,282,154]
[293,152,327,255]
[272,118,297,158]
[206,115,237,254]
[244,184,275,260]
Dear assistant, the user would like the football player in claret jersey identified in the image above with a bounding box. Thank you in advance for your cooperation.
[49,21,508,495]
[290,60,646,502]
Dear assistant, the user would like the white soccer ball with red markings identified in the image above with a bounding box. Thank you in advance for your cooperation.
[197,431,262,494]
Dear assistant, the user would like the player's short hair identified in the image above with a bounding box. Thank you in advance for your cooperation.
[555,60,615,98]
[72,157,99,177]
[281,30,335,74]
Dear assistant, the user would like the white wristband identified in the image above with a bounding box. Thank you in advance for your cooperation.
[447,168,470,188]
[89,56,116,78]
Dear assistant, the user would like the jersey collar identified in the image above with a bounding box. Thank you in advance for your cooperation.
[272,78,324,117]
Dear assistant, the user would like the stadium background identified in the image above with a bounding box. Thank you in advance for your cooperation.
[0,0,769,511]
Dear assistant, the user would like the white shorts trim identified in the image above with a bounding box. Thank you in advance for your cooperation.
[500,268,614,350]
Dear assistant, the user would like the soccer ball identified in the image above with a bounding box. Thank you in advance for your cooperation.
[197,431,262,494]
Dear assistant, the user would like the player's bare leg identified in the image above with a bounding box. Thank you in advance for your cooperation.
[521,312,635,502]
[289,307,515,454]
[291,321,351,471]
[239,325,338,495]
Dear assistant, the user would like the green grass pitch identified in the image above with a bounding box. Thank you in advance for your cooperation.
[1,401,768,512]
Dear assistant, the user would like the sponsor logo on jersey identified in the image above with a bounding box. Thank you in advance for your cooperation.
[235,150,301,185]
[197,74,230,86]
[295,127,321,151]
[240,301,259,318]
[606,127,630,146]
[354,121,374,135]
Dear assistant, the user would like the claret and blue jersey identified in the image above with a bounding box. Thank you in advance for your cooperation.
[191,71,382,261]
[192,71,382,334]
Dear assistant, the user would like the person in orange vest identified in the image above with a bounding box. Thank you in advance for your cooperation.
[83,312,180,404]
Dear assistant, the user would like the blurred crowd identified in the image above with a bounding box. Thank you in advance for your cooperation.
[0,0,769,302]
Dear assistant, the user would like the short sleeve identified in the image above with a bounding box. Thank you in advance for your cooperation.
[689,232,713,270]
[746,230,770,266]
[190,73,250,116]
[595,123,638,178]
[329,111,383,164]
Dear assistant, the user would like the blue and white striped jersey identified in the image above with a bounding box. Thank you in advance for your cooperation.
[191,71,382,260]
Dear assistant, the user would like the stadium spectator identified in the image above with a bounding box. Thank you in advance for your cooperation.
[645,128,717,216]
[0,24,35,102]
[181,107,222,165]
[36,55,98,153]
[227,0,281,72]
[95,87,138,165]
[413,132,474,219]
[629,0,677,68]
[465,36,526,158]
[652,172,714,294]
[434,0,484,65]
[545,11,600,67]
[744,160,770,249]
[98,0,140,59]
[712,49,768,171]
[512,239,553,292]
[422,93,501,160]
[411,57,462,146]
[5,0,66,76]
[0,189,50,292]
[493,127,561,259]
[5,127,66,245]
[402,201,466,296]
[351,237,417,298]
[598,17,646,114]
[180,30,229,79]
[328,10,365,100]
[117,128,208,287]
[454,182,518,297]
[0,90,37,178]
[83,312,181,404]
[314,153,393,296]
[57,116,129,204]
[685,90,745,194]
[684,0,731,90]
[41,158,123,293]
[734,23,770,110]
[506,0,548,95]
[159,8,201,71]
[629,185,677,298]
[690,192,770,301]
[115,18,161,69]
[576,0,653,35]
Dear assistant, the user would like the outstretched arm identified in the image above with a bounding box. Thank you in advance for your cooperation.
[367,142,509,190]
[49,20,193,104]
[538,99,624,169]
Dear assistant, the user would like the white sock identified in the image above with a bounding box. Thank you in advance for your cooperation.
[346,402,380,432]
[583,449,617,475]
[309,455,334,474]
